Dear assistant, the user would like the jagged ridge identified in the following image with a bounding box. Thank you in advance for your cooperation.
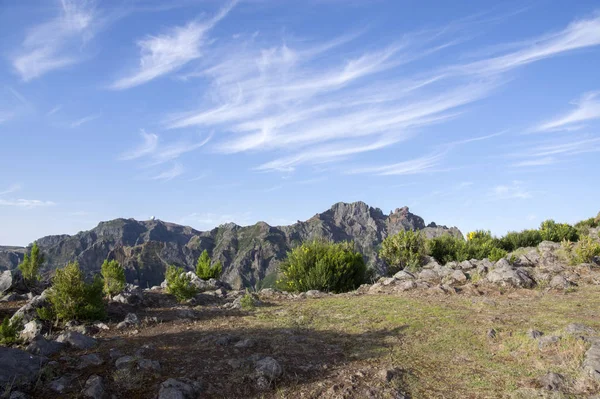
[0,201,461,289]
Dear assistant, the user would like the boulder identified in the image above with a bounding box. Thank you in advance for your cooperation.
[77,353,104,369]
[0,347,45,388]
[538,372,565,391]
[255,357,283,381]
[583,341,600,381]
[26,335,64,357]
[48,376,72,393]
[111,284,144,305]
[158,378,203,399]
[446,270,467,285]
[486,264,535,288]
[417,269,439,283]
[392,270,415,281]
[565,323,596,337]
[56,331,98,350]
[0,269,28,295]
[538,335,561,349]
[458,260,475,270]
[20,319,43,343]
[82,375,106,399]
[11,290,50,324]
[115,355,137,370]
[117,313,140,329]
[395,280,417,292]
[549,275,571,290]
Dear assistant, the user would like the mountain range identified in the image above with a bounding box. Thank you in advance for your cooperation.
[0,201,462,288]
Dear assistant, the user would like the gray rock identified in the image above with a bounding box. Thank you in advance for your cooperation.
[138,358,161,372]
[458,260,475,270]
[417,269,439,282]
[9,391,28,399]
[0,269,27,295]
[583,341,600,381]
[117,313,140,329]
[115,355,137,370]
[234,338,256,349]
[538,372,565,391]
[538,335,561,349]
[565,323,596,337]
[56,331,98,350]
[255,357,283,381]
[487,329,497,339]
[19,319,42,343]
[11,290,50,324]
[305,290,325,298]
[111,283,144,305]
[447,269,467,285]
[82,375,105,399]
[549,275,571,290]
[392,270,415,281]
[158,378,203,399]
[486,265,535,288]
[538,241,561,253]
[77,353,104,369]
[26,335,64,356]
[395,280,417,292]
[49,376,72,393]
[527,330,544,340]
[0,347,44,388]
[381,277,397,286]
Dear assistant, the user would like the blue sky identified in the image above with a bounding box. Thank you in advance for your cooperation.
[1,0,600,246]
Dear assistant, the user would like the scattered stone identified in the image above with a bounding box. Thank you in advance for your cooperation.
[583,340,600,381]
[56,331,98,350]
[216,335,235,346]
[487,329,497,339]
[19,319,43,343]
[109,348,124,360]
[381,277,397,286]
[392,270,415,281]
[0,347,44,388]
[486,264,535,288]
[94,322,109,331]
[254,357,283,381]
[234,338,256,349]
[395,280,417,292]
[417,269,439,282]
[538,335,561,349]
[117,313,140,329]
[115,355,137,370]
[138,358,161,372]
[112,284,144,305]
[77,353,104,369]
[26,335,64,356]
[549,275,571,290]
[527,330,544,340]
[82,375,106,399]
[565,323,596,337]
[158,378,203,399]
[305,290,325,298]
[10,290,50,323]
[539,372,565,391]
[48,376,72,393]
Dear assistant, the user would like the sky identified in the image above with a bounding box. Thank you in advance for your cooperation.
[1,0,600,246]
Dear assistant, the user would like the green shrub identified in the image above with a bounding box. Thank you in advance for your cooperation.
[279,240,366,293]
[488,247,508,262]
[47,261,106,322]
[195,250,223,280]
[539,220,579,242]
[497,230,543,252]
[165,266,198,302]
[380,230,427,274]
[572,236,600,264]
[0,316,22,345]
[18,242,44,282]
[427,235,466,264]
[240,291,256,310]
[101,260,126,297]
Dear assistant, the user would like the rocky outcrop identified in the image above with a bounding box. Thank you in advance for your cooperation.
[0,202,461,289]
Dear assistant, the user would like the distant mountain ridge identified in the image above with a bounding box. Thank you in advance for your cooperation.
[0,201,462,288]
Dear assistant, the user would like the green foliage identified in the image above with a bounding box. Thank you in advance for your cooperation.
[488,247,508,263]
[539,219,579,242]
[18,242,44,282]
[497,230,543,252]
[380,230,427,274]
[427,235,466,264]
[47,261,106,322]
[0,317,22,345]
[572,236,600,264]
[36,306,55,322]
[165,265,198,302]
[101,259,126,297]
[240,290,256,310]
[195,250,222,280]
[279,240,366,293]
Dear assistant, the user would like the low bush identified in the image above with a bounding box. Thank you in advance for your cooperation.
[101,259,126,297]
[47,261,106,322]
[165,266,198,302]
[195,250,223,280]
[488,247,508,262]
[427,234,466,264]
[497,230,543,252]
[572,236,600,264]
[379,230,427,274]
[240,291,256,310]
[0,316,22,345]
[279,240,366,293]
[539,219,579,242]
[18,241,44,283]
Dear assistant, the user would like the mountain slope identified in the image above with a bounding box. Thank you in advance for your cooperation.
[0,201,461,288]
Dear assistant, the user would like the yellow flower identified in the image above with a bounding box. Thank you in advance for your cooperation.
[467,231,476,241]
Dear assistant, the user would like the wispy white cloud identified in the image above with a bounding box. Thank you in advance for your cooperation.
[510,136,600,167]
[0,184,23,196]
[149,133,212,165]
[491,181,532,200]
[70,113,101,128]
[0,199,56,209]
[12,0,99,81]
[151,163,184,181]
[511,157,557,167]
[119,130,159,160]
[536,91,600,132]
[110,1,237,89]
[47,105,63,116]
[0,112,14,124]
[348,152,445,176]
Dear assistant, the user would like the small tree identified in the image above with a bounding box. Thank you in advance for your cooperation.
[47,261,106,322]
[18,242,44,282]
[540,220,579,242]
[101,259,126,297]
[165,265,198,302]
[0,316,22,345]
[195,250,222,280]
[380,230,427,274]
